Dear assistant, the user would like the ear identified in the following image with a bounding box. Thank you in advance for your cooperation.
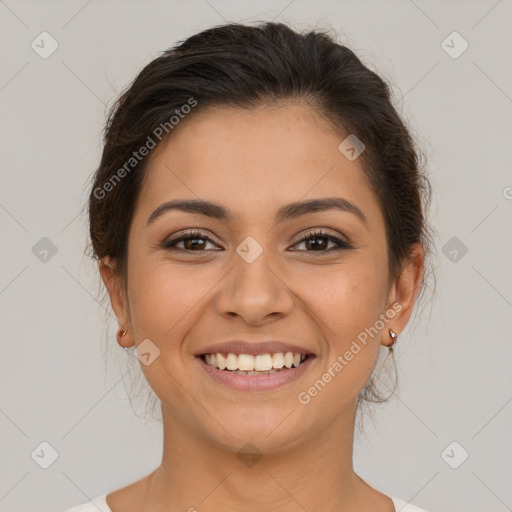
[383,243,425,346]
[99,257,131,333]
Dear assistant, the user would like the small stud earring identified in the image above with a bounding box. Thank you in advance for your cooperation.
[117,328,129,349]
[121,330,128,352]
[388,329,398,353]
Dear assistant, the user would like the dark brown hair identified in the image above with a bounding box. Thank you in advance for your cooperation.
[88,21,435,410]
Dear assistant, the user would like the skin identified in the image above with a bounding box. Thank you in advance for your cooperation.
[100,102,424,512]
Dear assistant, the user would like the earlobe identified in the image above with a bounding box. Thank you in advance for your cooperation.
[116,327,132,349]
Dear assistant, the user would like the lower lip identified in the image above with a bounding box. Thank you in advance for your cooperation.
[197,355,315,391]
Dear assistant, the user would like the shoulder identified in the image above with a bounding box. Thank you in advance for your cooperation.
[62,495,111,512]
[390,496,430,512]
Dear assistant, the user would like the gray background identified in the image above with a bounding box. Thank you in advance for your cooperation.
[1,1,511,511]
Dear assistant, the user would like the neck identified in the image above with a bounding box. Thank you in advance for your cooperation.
[144,400,370,512]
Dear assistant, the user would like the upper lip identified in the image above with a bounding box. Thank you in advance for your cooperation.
[195,339,314,356]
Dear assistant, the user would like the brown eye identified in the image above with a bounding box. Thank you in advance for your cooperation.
[291,230,353,252]
[162,230,219,251]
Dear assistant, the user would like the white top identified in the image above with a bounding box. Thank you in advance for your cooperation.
[62,494,429,511]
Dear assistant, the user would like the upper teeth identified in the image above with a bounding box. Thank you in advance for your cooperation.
[204,352,306,371]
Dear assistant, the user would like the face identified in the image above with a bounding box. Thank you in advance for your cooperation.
[102,103,421,454]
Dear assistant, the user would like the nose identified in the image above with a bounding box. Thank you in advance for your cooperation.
[215,248,294,326]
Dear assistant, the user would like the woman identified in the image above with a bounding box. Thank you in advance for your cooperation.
[66,21,433,512]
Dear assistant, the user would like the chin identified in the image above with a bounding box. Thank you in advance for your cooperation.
[200,410,310,456]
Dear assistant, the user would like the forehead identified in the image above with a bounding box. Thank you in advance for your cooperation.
[135,103,382,228]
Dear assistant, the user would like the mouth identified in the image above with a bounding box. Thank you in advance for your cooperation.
[196,351,315,391]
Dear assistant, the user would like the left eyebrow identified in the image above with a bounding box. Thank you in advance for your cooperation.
[146,197,368,229]
[274,197,368,229]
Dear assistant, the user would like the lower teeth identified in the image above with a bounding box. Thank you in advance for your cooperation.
[218,365,305,375]
[228,369,281,375]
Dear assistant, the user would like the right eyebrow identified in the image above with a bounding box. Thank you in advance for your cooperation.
[147,199,232,225]
[274,197,368,229]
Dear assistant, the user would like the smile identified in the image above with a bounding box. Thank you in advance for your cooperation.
[197,351,315,391]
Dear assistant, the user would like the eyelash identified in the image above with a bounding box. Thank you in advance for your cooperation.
[161,229,353,254]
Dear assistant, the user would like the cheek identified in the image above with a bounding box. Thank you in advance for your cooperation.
[125,260,203,403]
[126,259,198,339]
[126,256,230,361]
[301,263,387,406]
[307,254,388,337]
